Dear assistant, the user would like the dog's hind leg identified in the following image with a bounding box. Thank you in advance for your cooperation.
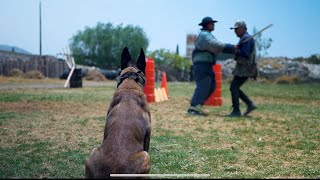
[128,151,151,174]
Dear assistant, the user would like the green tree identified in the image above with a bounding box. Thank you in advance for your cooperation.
[148,49,191,81]
[176,44,179,55]
[69,22,149,69]
[252,26,273,58]
[148,48,191,72]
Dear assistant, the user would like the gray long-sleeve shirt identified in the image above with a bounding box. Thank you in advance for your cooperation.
[193,30,234,64]
[195,30,225,54]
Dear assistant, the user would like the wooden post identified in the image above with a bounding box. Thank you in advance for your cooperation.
[63,47,76,88]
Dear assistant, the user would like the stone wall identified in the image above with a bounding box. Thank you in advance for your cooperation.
[218,58,320,82]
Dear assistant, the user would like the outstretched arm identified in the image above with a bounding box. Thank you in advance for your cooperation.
[235,38,254,58]
[201,34,225,54]
[199,33,236,55]
[223,44,237,54]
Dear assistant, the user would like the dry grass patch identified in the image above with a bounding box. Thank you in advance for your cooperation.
[274,75,300,84]
[24,70,45,79]
[0,76,64,84]
[85,70,107,81]
[8,68,24,77]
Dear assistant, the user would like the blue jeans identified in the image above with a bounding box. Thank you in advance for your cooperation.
[190,63,215,107]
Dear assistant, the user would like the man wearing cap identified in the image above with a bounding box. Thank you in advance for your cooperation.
[227,21,257,117]
[188,16,236,116]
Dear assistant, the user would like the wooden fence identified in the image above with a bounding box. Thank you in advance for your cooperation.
[0,51,68,78]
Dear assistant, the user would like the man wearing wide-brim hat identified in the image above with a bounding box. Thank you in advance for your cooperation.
[188,16,236,116]
[226,20,257,117]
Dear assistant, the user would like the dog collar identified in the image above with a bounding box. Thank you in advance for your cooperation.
[116,70,146,88]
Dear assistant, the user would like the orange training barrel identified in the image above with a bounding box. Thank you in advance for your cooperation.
[204,64,223,106]
[143,57,155,103]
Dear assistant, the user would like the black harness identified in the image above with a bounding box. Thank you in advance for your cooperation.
[116,70,146,88]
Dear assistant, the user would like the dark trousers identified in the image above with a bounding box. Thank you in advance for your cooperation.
[230,76,253,110]
[190,63,215,106]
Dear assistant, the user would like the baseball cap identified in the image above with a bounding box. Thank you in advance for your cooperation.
[230,21,246,29]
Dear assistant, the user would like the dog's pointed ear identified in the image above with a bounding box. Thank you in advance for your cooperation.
[137,48,146,74]
[121,47,132,70]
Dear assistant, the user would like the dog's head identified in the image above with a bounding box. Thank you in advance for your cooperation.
[120,47,146,75]
[116,47,146,88]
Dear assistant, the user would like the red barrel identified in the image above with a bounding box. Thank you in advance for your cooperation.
[143,57,155,103]
[143,86,154,94]
[215,72,222,81]
[216,80,222,89]
[145,70,154,78]
[213,64,222,72]
[204,64,223,106]
[145,78,155,86]
[212,89,222,97]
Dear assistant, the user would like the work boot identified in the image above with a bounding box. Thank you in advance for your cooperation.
[187,105,208,116]
[244,103,257,116]
[225,106,241,117]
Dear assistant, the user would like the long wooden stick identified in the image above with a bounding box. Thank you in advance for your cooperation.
[240,24,273,45]
[64,66,75,88]
[63,46,76,88]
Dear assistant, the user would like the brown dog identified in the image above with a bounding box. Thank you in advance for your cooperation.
[85,47,151,178]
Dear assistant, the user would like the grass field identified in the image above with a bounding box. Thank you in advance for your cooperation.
[0,79,319,178]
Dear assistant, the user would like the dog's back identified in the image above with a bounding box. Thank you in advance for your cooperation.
[85,47,151,178]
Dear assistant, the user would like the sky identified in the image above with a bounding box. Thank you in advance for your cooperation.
[0,0,319,58]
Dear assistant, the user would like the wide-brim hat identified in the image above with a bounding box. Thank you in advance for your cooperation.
[199,17,218,26]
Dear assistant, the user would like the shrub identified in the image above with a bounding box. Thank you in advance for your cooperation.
[293,54,320,64]
[24,70,45,79]
[306,54,320,64]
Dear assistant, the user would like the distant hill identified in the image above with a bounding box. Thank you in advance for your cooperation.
[0,44,31,55]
